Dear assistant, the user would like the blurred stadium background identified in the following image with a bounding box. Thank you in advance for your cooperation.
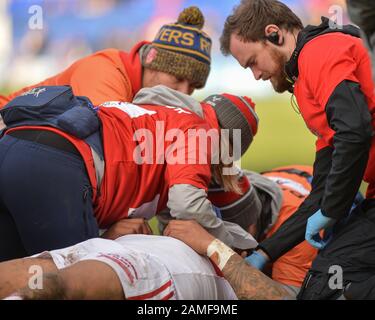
[0,0,350,173]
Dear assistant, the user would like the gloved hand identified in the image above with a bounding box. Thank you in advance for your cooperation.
[305,209,336,250]
[245,250,269,270]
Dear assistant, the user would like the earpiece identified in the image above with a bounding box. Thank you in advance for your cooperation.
[266,32,281,46]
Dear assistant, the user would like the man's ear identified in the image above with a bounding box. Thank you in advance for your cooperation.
[264,24,283,46]
[264,24,280,37]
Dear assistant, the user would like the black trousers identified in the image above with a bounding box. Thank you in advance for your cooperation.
[0,200,27,261]
[0,132,99,262]
[298,199,375,300]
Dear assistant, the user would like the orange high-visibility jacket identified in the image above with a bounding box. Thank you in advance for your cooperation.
[0,42,147,107]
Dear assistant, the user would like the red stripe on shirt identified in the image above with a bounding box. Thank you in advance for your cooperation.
[98,253,135,284]
[123,257,139,279]
[161,291,174,300]
[127,280,172,300]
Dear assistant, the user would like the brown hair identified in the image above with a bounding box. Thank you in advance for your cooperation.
[211,162,243,195]
[220,0,303,55]
[211,140,243,195]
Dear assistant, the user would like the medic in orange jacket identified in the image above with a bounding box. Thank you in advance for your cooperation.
[1,6,212,108]
[262,166,317,289]
[0,43,144,107]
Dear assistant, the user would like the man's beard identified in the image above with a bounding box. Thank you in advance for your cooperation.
[269,47,293,93]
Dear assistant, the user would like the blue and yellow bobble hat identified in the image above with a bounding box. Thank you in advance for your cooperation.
[142,6,212,89]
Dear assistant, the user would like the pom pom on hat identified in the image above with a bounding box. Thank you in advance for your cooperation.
[177,6,205,29]
[142,6,212,89]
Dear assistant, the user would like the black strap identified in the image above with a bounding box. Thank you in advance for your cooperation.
[7,129,80,156]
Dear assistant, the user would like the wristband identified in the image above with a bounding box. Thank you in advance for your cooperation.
[206,239,236,270]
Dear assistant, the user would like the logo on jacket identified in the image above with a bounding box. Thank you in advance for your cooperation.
[21,87,46,98]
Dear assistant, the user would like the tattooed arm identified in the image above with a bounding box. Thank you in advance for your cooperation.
[164,219,291,300]
[222,251,290,299]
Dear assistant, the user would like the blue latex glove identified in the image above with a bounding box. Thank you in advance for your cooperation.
[305,209,336,250]
[245,251,268,270]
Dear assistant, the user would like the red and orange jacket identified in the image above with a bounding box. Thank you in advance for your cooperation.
[294,32,375,200]
[260,18,375,262]
[7,100,212,228]
[263,166,318,288]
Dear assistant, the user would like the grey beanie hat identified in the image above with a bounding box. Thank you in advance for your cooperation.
[203,93,258,157]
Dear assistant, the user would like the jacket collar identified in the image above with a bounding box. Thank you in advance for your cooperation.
[285,16,360,88]
[119,41,149,98]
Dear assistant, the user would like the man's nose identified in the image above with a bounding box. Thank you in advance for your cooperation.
[251,67,262,81]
